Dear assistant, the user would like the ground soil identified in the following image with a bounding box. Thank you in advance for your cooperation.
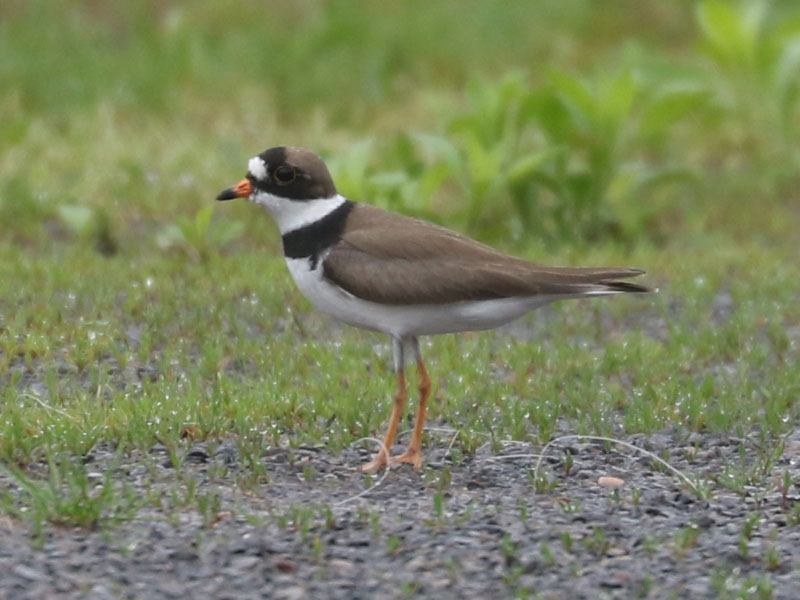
[1,426,798,599]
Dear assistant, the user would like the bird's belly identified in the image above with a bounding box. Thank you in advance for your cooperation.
[285,258,554,337]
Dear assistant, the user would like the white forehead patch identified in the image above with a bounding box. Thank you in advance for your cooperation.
[248,156,268,181]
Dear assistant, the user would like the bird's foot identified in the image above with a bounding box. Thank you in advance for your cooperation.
[389,448,422,470]
[360,452,389,473]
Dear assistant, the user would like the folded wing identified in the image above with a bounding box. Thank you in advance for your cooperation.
[322,204,650,305]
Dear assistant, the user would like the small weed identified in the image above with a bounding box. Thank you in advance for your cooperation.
[739,513,761,560]
[673,524,701,559]
[635,574,653,599]
[583,527,611,557]
[196,488,223,529]
[241,510,268,528]
[370,511,381,538]
[777,469,793,509]
[426,467,452,492]
[559,498,581,514]
[157,205,243,262]
[641,534,660,558]
[502,564,524,586]
[321,505,336,530]
[606,488,622,510]
[787,501,800,527]
[763,545,780,572]
[528,467,558,494]
[540,540,555,567]
[517,499,528,523]
[500,534,519,566]
[206,461,228,481]
[430,492,448,527]
[563,450,573,476]
[560,531,573,553]
[0,456,143,538]
[711,567,775,600]
[400,582,421,597]
[290,505,315,541]
[311,535,323,563]
[387,535,402,554]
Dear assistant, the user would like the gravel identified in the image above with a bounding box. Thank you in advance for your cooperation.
[1,427,799,599]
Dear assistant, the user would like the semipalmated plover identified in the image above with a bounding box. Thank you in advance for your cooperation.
[217,146,650,472]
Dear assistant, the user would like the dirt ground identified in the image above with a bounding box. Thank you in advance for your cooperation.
[1,427,798,599]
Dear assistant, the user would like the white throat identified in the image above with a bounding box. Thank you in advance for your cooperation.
[250,191,347,234]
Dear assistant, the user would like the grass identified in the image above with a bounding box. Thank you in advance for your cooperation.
[0,453,145,541]
[2,240,796,464]
[0,1,799,592]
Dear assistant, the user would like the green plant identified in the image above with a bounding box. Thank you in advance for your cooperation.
[0,456,142,538]
[386,535,402,554]
[540,539,555,567]
[432,491,446,524]
[673,524,701,559]
[763,544,780,572]
[583,527,611,556]
[372,67,702,245]
[500,533,518,565]
[157,205,243,261]
[697,0,800,161]
[739,513,761,560]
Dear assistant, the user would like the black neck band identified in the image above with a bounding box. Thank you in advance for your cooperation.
[281,200,355,269]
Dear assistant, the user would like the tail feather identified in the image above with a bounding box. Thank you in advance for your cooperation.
[599,279,653,294]
[537,268,654,296]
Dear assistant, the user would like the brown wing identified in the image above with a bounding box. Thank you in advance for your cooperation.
[322,204,649,305]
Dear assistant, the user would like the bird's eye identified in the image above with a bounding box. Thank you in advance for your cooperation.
[274,165,296,184]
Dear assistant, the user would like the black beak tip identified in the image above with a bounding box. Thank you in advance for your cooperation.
[216,188,237,201]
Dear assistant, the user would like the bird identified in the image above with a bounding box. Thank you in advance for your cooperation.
[217,146,650,472]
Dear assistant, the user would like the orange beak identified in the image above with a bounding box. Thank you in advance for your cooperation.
[216,178,252,201]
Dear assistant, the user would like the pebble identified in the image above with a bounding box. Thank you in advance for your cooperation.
[275,586,306,600]
[598,476,625,488]
[12,564,47,582]
[0,431,798,599]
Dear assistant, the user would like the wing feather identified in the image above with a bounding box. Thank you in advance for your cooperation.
[322,204,649,305]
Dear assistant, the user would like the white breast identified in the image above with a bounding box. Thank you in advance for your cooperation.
[285,257,557,337]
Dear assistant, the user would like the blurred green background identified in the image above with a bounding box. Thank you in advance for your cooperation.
[1,1,799,465]
[3,0,798,251]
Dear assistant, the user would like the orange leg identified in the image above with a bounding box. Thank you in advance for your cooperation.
[361,371,406,473]
[390,359,431,469]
